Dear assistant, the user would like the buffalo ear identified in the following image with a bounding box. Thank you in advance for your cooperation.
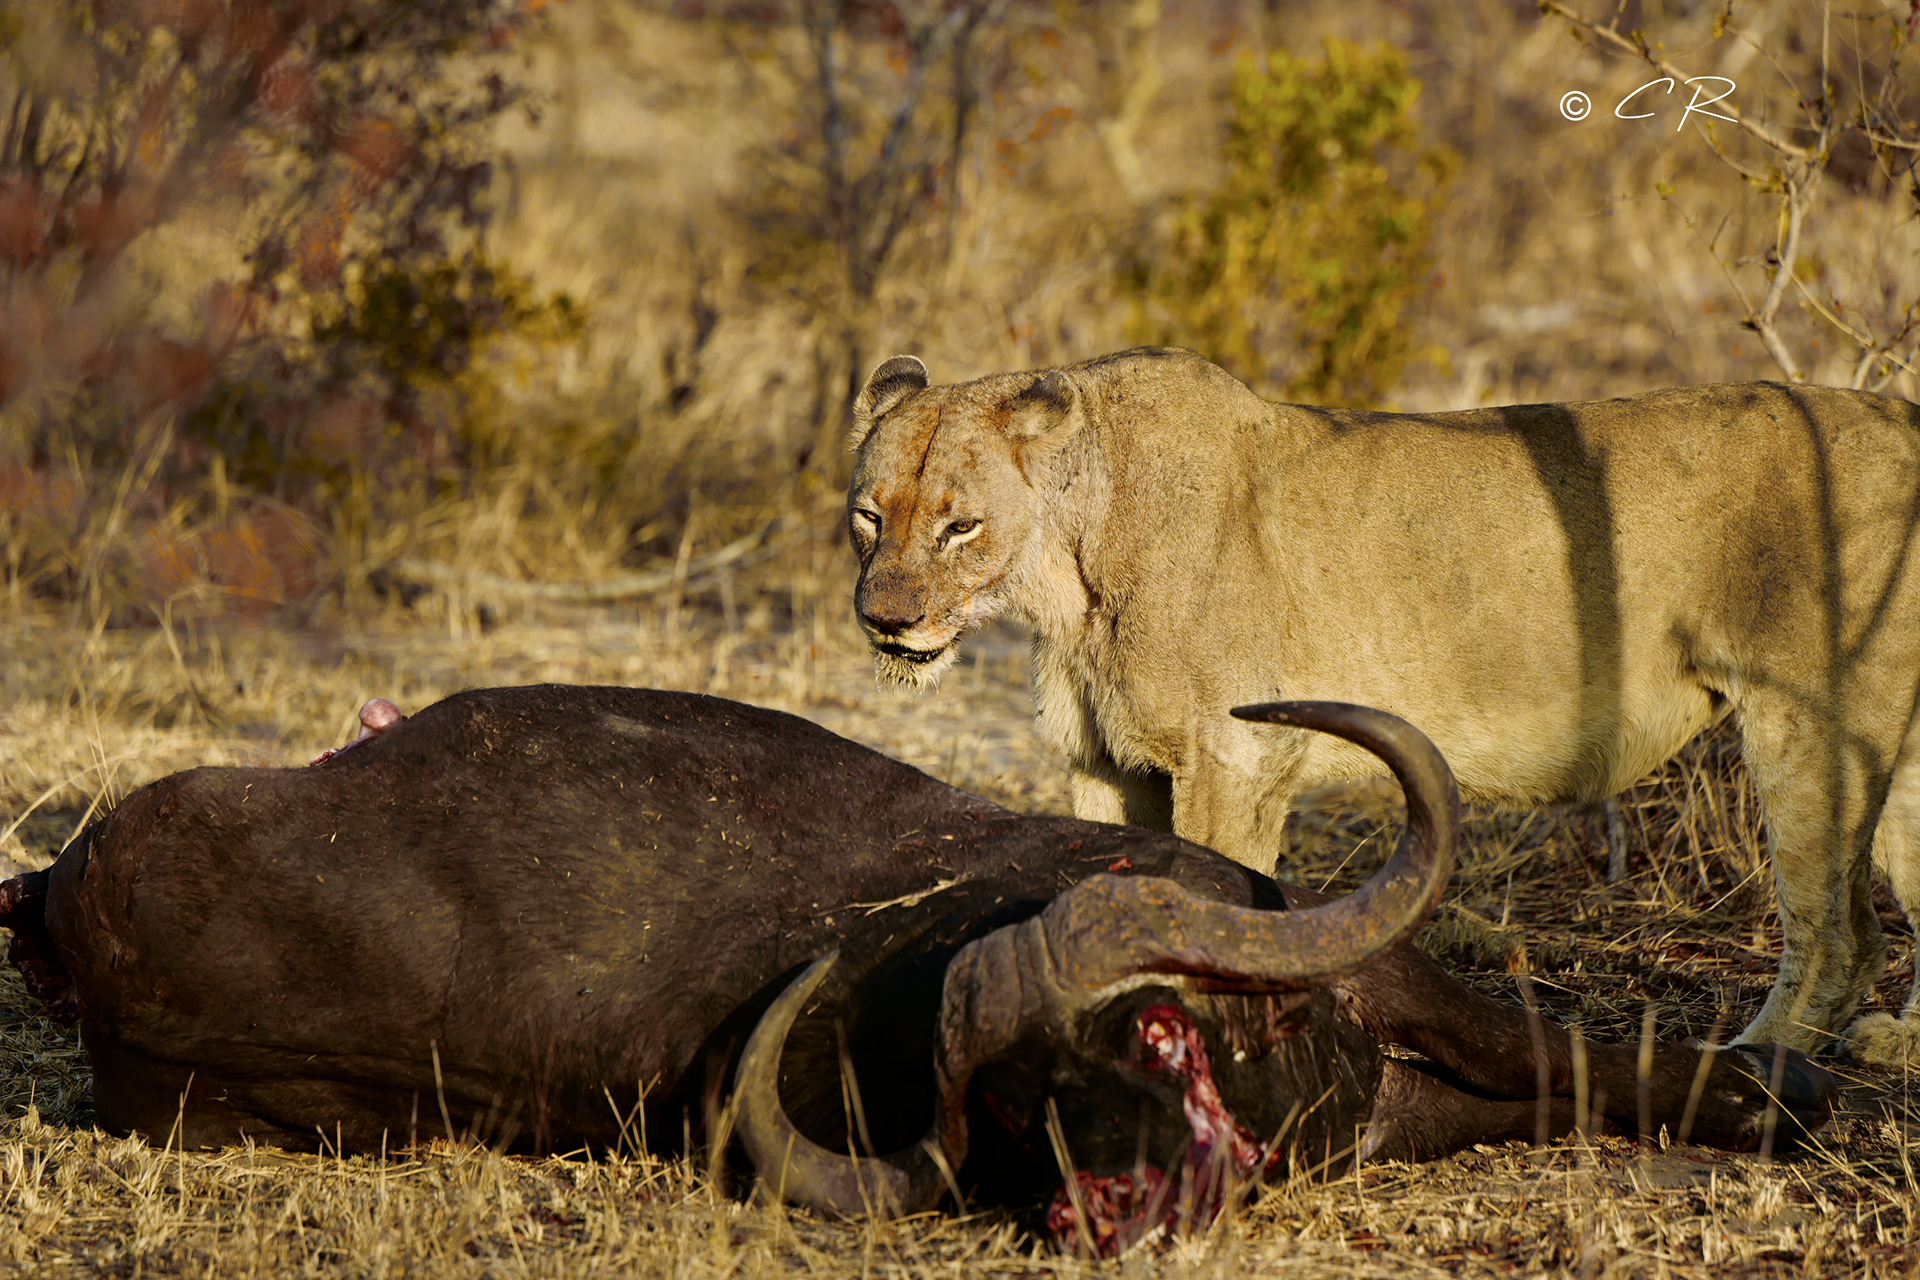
[1005,370,1078,476]
[849,356,931,450]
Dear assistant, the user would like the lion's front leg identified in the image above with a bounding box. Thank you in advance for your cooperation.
[1167,718,1305,877]
[1037,654,1175,832]
[1068,754,1174,832]
[1172,767,1290,876]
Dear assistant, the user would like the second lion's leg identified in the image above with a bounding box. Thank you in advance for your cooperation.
[1732,692,1890,1052]
[1315,914,1835,1149]
[1846,700,1920,1066]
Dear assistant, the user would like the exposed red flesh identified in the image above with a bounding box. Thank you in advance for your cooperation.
[0,873,75,1025]
[1140,1004,1268,1174]
[1047,1004,1270,1255]
[1045,1168,1166,1257]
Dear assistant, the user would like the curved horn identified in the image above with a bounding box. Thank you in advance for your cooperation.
[734,953,949,1218]
[1210,699,1461,975]
[932,700,1459,1164]
[1040,700,1459,987]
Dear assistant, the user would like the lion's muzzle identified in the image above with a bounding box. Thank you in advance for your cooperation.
[860,623,962,689]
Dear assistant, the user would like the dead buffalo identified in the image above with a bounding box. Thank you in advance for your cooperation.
[0,685,1830,1253]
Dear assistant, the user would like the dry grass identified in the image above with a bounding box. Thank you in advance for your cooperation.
[4,580,1920,1276]
[0,540,1057,860]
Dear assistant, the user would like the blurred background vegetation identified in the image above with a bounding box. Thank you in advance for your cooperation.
[4,0,1918,631]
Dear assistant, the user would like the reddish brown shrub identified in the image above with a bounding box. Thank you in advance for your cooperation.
[0,1,542,613]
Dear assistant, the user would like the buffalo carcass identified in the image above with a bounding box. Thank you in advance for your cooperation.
[0,686,1831,1253]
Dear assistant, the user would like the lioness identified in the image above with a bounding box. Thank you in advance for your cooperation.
[845,346,1920,1064]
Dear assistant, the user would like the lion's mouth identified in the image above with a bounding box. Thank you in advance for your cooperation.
[863,626,965,688]
[871,639,950,665]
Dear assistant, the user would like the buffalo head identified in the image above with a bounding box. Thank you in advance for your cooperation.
[734,702,1458,1252]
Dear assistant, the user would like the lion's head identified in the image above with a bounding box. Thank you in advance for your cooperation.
[846,356,1081,688]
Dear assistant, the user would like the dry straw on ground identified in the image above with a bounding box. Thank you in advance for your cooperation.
[4,583,1920,1277]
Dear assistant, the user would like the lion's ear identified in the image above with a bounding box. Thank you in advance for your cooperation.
[848,356,931,450]
[1005,370,1078,475]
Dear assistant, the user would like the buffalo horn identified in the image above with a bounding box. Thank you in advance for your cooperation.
[931,700,1460,1166]
[734,953,950,1217]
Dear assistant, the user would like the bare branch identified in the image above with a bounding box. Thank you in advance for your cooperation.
[1095,0,1164,203]
[859,1,989,286]
[1657,189,1755,316]
[1852,346,1886,391]
[1820,0,1832,141]
[1862,309,1920,391]
[1744,181,1807,382]
[1791,275,1875,352]
[1860,342,1920,390]
[802,1,849,229]
[1859,128,1920,152]
[1870,338,1920,393]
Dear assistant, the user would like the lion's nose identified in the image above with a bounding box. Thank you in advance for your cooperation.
[860,606,925,637]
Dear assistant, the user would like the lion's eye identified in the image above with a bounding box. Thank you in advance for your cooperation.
[851,509,880,533]
[947,519,980,537]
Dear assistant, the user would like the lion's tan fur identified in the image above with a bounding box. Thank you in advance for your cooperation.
[847,347,1920,1062]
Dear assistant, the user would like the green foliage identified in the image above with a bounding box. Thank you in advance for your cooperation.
[187,255,587,498]
[1134,38,1456,406]
[314,256,584,464]
[313,260,560,389]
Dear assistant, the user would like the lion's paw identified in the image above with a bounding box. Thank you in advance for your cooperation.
[1844,1011,1920,1069]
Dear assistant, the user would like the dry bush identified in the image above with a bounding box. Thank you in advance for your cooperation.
[1129,37,1457,405]
[0,0,577,625]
